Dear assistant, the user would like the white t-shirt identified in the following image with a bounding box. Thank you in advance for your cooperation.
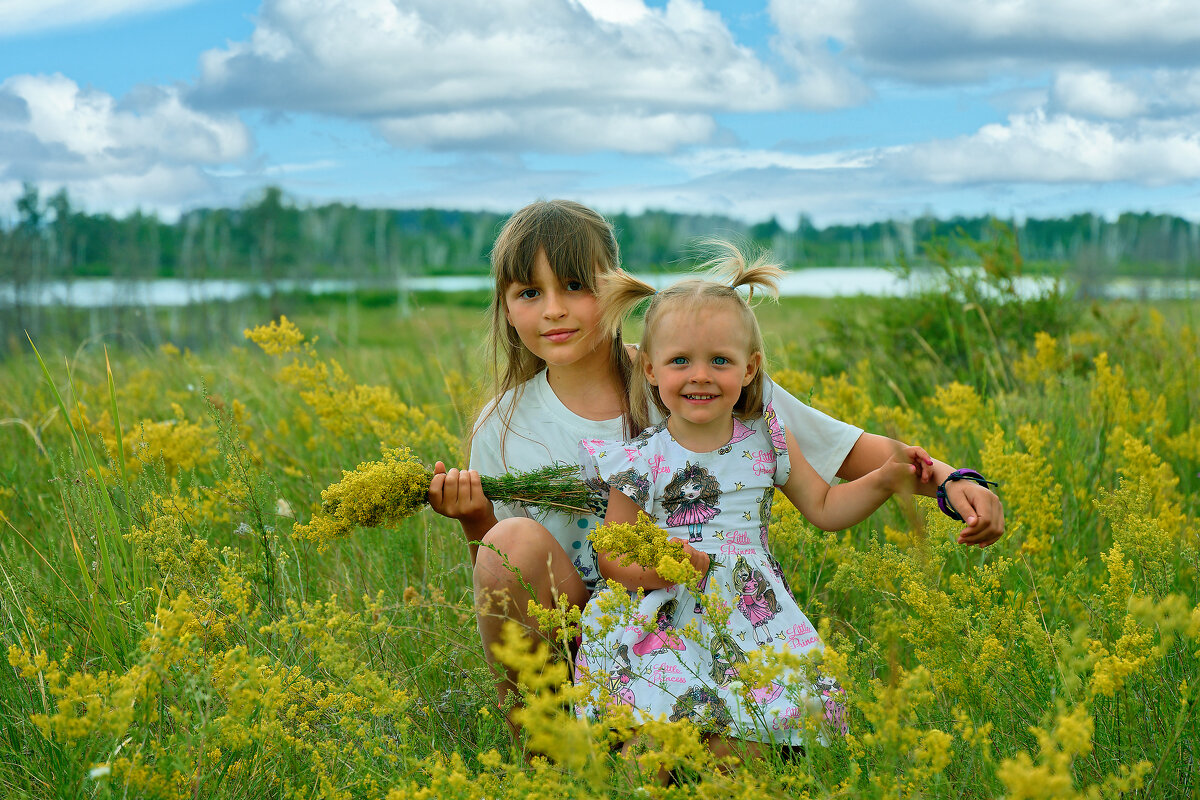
[469,369,862,590]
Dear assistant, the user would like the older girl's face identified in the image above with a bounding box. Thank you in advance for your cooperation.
[504,249,605,369]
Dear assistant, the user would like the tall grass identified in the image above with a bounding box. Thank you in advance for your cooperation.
[0,271,1196,797]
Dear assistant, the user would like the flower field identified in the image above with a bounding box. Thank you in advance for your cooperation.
[0,284,1196,798]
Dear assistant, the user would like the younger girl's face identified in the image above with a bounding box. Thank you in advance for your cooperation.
[645,304,760,440]
[504,249,606,370]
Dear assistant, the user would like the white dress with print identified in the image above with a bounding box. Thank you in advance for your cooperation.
[576,405,847,744]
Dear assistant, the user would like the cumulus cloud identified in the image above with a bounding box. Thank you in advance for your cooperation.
[1051,70,1145,118]
[674,146,877,176]
[377,108,716,154]
[1049,67,1200,120]
[189,0,863,153]
[0,74,252,212]
[769,0,1200,82]
[893,109,1200,184]
[0,0,198,37]
[604,106,1200,222]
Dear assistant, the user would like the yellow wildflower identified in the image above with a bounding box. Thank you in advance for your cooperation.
[1014,331,1066,387]
[294,446,431,548]
[244,315,307,356]
[589,511,700,590]
[931,381,987,435]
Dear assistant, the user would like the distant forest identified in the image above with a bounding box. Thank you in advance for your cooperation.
[3,184,1199,284]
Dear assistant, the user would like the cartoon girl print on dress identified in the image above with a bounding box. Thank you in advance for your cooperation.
[632,598,686,657]
[757,486,790,590]
[601,644,637,708]
[732,554,781,644]
[762,403,788,455]
[663,462,721,543]
[717,417,757,455]
[816,670,849,735]
[608,467,651,509]
[692,553,718,614]
[708,630,747,687]
[750,681,784,705]
[669,686,733,734]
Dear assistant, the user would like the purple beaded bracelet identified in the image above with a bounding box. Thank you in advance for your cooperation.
[936,469,998,522]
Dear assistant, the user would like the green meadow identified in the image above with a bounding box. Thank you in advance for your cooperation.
[0,267,1197,798]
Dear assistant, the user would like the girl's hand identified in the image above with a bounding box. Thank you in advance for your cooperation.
[879,445,935,492]
[428,462,495,530]
[945,480,1005,547]
[669,537,711,579]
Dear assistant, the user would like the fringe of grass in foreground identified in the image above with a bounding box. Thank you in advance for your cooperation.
[293,446,594,548]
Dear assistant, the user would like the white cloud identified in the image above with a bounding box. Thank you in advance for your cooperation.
[0,74,252,212]
[895,109,1200,184]
[189,0,864,153]
[0,0,198,37]
[576,0,649,24]
[1052,70,1145,118]
[769,0,1200,82]
[377,108,715,154]
[675,147,877,176]
[206,159,340,179]
[1060,67,1200,118]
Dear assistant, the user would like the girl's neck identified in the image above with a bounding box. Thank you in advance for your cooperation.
[665,414,734,454]
[544,345,624,422]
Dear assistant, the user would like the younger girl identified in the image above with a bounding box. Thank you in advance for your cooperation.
[574,251,933,752]
[427,200,1003,738]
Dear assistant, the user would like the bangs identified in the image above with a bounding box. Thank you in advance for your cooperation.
[492,207,612,292]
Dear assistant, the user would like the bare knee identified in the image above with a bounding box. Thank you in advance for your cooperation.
[473,518,558,592]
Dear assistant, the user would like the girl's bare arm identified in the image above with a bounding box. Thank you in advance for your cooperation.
[596,489,708,591]
[784,428,930,532]
[838,432,1003,546]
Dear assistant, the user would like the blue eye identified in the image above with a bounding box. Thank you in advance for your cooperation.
[670,357,688,365]
[713,357,730,366]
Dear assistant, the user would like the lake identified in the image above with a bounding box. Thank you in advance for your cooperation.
[0,269,1194,308]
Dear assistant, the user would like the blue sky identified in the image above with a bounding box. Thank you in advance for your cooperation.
[3,0,1200,225]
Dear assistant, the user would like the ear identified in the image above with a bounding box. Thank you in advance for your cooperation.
[643,352,658,386]
[742,351,762,387]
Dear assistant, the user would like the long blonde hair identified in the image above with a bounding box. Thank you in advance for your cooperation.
[476,200,636,457]
[599,240,783,433]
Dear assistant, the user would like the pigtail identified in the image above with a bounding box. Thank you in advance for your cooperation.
[687,238,783,420]
[694,238,784,301]
[597,269,656,343]
[597,269,658,436]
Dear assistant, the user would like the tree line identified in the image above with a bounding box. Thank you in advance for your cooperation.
[3,184,1198,285]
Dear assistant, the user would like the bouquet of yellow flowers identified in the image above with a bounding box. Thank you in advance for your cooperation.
[294,446,594,549]
[588,510,702,590]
